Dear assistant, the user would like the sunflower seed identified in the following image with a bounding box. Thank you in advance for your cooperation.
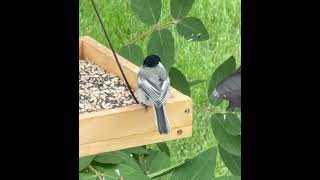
[79,59,135,114]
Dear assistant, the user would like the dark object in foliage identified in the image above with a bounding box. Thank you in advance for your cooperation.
[210,66,241,111]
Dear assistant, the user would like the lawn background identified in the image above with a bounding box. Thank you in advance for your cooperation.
[80,0,240,176]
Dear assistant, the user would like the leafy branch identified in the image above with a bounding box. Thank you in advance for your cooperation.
[119,0,209,72]
[128,21,177,45]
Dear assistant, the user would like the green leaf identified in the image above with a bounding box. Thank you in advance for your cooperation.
[176,17,209,41]
[208,56,237,105]
[169,67,191,96]
[122,146,151,155]
[104,164,151,180]
[156,142,170,156]
[189,79,207,86]
[211,114,241,156]
[93,164,116,173]
[94,151,141,171]
[218,145,241,176]
[213,176,241,180]
[79,173,96,180]
[169,147,218,180]
[148,160,185,178]
[94,151,124,164]
[119,44,144,66]
[131,0,162,25]
[145,150,161,170]
[149,152,171,173]
[215,113,241,136]
[136,149,160,173]
[121,147,150,170]
[170,0,194,20]
[121,146,149,167]
[147,29,175,71]
[79,155,95,171]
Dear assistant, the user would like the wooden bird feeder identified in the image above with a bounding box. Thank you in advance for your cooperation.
[79,36,192,157]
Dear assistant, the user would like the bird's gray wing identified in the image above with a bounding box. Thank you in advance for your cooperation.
[138,78,169,107]
[158,78,169,102]
[138,79,160,100]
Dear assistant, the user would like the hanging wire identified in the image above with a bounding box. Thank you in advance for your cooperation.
[90,0,139,104]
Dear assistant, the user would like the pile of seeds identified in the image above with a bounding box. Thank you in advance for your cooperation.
[79,59,135,114]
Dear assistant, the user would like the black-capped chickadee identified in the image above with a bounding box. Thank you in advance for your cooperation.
[210,66,241,111]
[137,55,171,134]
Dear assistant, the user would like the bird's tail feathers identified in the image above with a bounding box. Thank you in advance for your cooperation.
[154,104,171,134]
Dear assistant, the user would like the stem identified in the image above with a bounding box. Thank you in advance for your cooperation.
[193,107,226,113]
[127,21,176,45]
[89,165,105,180]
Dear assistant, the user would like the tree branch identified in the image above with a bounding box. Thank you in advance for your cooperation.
[127,21,176,45]
[193,107,226,113]
[89,165,105,180]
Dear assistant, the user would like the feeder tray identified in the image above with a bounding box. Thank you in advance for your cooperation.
[79,36,192,157]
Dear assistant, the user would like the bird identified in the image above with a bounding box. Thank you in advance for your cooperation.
[136,55,171,134]
[210,66,241,111]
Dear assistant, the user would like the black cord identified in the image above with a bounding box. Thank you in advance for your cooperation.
[90,0,139,104]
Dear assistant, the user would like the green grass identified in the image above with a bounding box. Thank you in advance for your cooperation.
[80,0,240,176]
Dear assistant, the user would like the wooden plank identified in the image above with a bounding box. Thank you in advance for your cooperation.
[79,36,192,157]
[79,38,83,59]
[80,125,192,157]
[80,99,192,145]
[80,36,139,91]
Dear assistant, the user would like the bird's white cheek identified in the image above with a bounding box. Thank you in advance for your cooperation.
[158,63,165,69]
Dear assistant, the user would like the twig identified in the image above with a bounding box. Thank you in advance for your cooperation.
[127,21,176,45]
[89,165,105,180]
[193,107,226,113]
[90,0,139,104]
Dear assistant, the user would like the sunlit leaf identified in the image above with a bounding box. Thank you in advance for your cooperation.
[170,0,194,20]
[218,145,241,176]
[211,114,241,156]
[131,0,162,25]
[176,17,209,41]
[147,29,175,71]
[169,67,191,96]
[119,44,144,66]
[169,147,218,179]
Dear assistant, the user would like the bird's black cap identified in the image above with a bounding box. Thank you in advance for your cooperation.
[143,55,161,67]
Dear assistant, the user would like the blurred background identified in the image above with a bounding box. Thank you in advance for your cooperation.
[80,0,240,176]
